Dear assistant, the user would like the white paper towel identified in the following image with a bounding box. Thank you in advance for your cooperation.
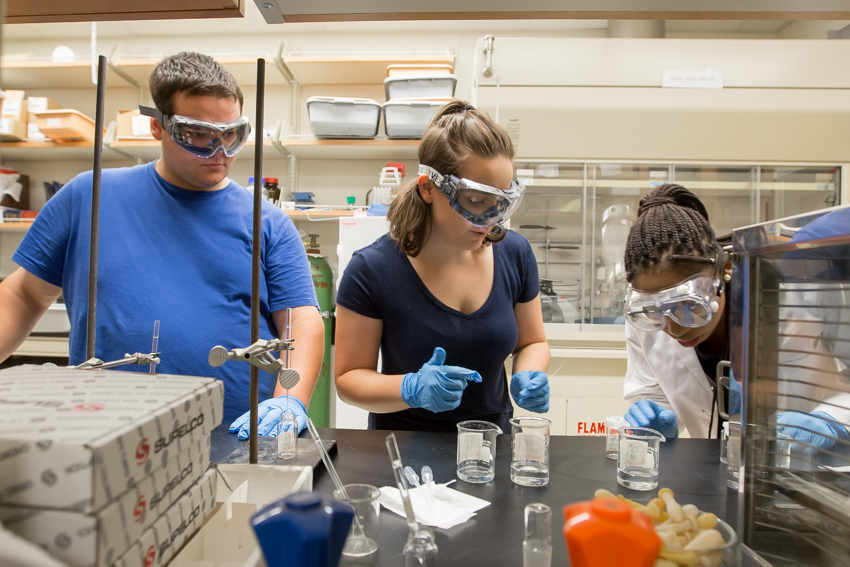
[379,481,490,530]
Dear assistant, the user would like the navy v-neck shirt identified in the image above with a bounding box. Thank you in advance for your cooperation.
[337,230,539,432]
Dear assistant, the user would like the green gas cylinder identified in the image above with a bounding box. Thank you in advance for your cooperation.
[306,234,333,427]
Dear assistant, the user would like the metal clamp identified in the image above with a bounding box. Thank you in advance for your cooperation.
[208,338,300,389]
[68,352,161,370]
[482,35,495,78]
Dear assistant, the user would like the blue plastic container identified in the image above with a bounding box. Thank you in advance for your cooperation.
[251,492,354,567]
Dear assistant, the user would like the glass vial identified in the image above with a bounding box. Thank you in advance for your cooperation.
[277,410,298,461]
[524,503,552,567]
[404,529,438,567]
[606,416,628,460]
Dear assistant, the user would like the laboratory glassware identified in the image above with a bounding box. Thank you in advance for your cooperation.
[456,420,502,483]
[333,484,380,557]
[276,410,297,461]
[510,416,551,486]
[524,503,552,567]
[617,426,666,491]
[605,415,628,460]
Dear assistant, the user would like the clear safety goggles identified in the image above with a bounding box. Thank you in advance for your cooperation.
[624,247,726,332]
[139,105,251,158]
[418,164,525,228]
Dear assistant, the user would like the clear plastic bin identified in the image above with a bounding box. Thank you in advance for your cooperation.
[383,100,446,139]
[386,64,453,77]
[306,96,381,138]
[384,75,457,100]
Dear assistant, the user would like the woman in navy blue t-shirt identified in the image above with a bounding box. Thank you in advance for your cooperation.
[334,100,551,432]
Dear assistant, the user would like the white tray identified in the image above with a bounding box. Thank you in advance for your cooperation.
[306,96,381,139]
[384,75,457,100]
[383,100,446,139]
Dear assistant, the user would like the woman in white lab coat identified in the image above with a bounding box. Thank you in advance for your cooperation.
[621,184,738,439]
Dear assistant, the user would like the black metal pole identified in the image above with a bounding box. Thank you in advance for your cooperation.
[86,55,107,360]
[250,59,266,464]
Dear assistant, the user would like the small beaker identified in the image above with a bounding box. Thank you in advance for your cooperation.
[333,484,380,557]
[617,427,666,491]
[606,416,629,460]
[404,529,438,567]
[457,420,502,483]
[524,503,552,567]
[277,410,298,461]
[511,417,551,486]
[727,421,741,489]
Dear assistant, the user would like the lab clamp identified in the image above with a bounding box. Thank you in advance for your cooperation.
[208,337,301,390]
[68,352,161,370]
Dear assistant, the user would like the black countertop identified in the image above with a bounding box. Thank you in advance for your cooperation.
[212,425,744,566]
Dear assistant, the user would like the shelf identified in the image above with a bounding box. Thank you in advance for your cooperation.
[109,53,290,87]
[284,209,356,219]
[283,52,454,84]
[279,137,419,160]
[0,222,33,231]
[1,140,132,161]
[0,58,132,89]
[13,336,68,358]
[109,139,283,161]
[520,177,836,192]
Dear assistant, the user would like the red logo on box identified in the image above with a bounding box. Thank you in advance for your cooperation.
[133,494,147,522]
[143,545,156,567]
[71,403,106,412]
[135,438,150,466]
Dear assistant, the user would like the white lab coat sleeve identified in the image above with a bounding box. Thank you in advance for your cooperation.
[623,324,674,412]
[812,393,850,428]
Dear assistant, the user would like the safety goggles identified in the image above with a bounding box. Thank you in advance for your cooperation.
[624,247,726,332]
[418,164,525,228]
[139,105,251,158]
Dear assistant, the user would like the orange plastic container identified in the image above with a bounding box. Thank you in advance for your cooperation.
[563,498,661,567]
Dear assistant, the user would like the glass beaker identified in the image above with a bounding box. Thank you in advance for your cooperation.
[524,503,552,567]
[277,410,298,461]
[333,484,380,557]
[457,420,502,483]
[510,417,551,486]
[617,427,666,491]
[720,421,731,464]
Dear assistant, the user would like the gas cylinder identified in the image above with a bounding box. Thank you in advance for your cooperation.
[307,234,333,427]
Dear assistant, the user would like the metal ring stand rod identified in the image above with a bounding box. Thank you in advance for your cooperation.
[86,55,107,359]
[249,59,266,464]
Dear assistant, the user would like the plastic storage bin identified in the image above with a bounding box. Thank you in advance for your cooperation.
[306,97,381,139]
[34,109,98,140]
[386,64,453,77]
[384,75,457,100]
[383,100,446,139]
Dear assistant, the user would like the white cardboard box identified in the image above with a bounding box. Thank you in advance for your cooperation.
[0,432,211,567]
[0,366,223,512]
[171,465,313,567]
[113,468,217,567]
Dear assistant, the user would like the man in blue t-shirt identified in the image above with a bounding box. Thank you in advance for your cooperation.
[0,52,323,437]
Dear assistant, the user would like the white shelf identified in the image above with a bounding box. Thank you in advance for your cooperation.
[110,54,291,87]
[1,140,132,161]
[14,336,68,358]
[0,58,132,89]
[109,139,284,161]
[279,137,419,160]
[283,51,454,84]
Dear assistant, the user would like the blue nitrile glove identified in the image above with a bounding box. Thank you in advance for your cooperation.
[510,371,550,413]
[729,377,742,417]
[625,400,679,439]
[229,396,308,440]
[777,411,849,450]
[400,347,482,413]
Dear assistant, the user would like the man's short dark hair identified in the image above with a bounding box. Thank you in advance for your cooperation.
[149,52,243,116]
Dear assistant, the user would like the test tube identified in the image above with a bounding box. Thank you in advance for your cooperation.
[149,320,160,374]
[277,410,297,460]
[524,503,552,567]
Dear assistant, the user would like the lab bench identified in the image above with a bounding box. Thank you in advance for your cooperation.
[211,425,762,567]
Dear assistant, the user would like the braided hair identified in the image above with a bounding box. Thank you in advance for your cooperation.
[624,183,718,283]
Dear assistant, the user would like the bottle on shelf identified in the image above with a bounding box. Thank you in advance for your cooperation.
[247,176,269,200]
[264,177,282,205]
